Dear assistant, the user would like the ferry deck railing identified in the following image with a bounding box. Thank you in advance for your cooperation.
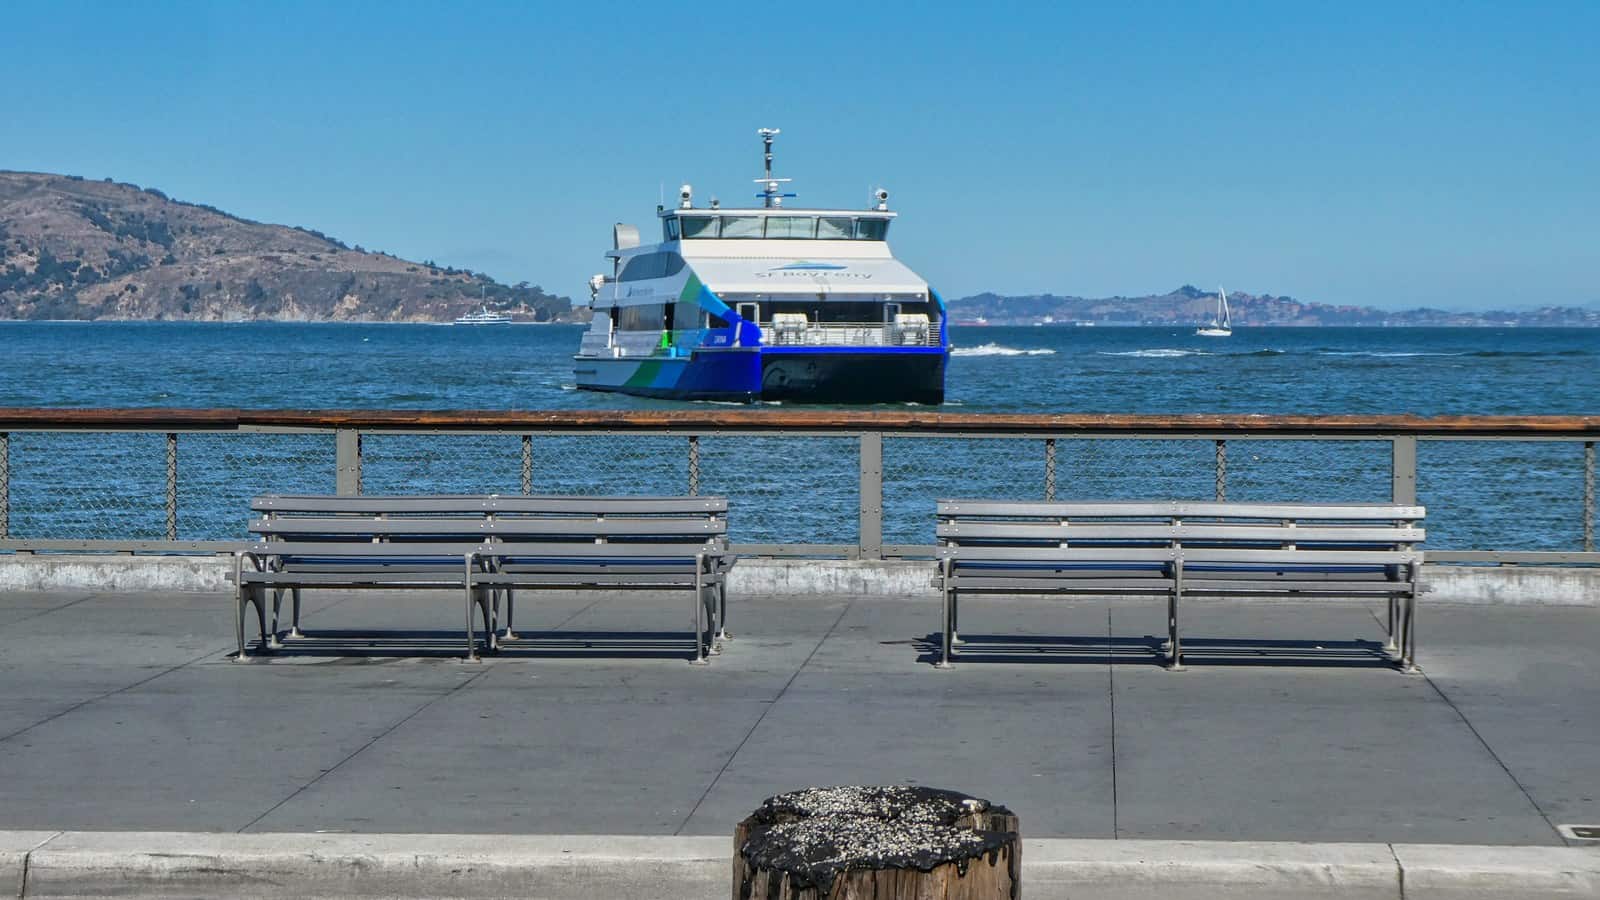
[0,409,1595,565]
[762,321,942,347]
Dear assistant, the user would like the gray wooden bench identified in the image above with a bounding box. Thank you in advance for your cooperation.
[234,494,734,663]
[936,501,1425,671]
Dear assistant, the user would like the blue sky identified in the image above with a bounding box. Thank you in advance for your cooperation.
[3,1,1595,309]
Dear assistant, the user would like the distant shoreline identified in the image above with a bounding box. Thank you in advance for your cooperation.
[0,319,1594,328]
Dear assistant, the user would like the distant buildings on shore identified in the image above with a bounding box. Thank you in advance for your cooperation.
[949,285,1600,327]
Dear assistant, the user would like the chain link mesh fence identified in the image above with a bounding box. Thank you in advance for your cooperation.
[0,430,1594,551]
[1418,440,1588,550]
[698,436,857,546]
[361,432,692,501]
[177,433,333,539]
[1222,440,1390,504]
[6,432,168,539]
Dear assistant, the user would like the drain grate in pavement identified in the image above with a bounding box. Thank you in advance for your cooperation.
[1558,825,1600,841]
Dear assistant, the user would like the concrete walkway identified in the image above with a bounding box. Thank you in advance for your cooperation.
[0,587,1596,849]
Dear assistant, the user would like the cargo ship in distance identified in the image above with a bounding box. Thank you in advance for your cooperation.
[574,129,948,403]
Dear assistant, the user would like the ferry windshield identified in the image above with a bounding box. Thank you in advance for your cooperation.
[672,215,890,241]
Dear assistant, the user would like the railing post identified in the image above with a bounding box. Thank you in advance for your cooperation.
[1044,437,1057,501]
[0,431,9,540]
[521,434,533,495]
[1392,435,1418,505]
[165,432,178,540]
[859,432,883,559]
[687,435,700,496]
[1580,438,1593,550]
[1214,439,1227,502]
[335,429,362,496]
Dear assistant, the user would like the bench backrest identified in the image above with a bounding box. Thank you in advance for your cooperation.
[937,500,1425,565]
[249,494,728,557]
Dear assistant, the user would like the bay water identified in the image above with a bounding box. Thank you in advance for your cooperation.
[1,322,1595,549]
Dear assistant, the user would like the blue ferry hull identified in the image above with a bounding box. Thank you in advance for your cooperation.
[574,347,946,404]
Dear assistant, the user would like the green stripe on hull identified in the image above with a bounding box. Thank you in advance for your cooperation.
[623,359,667,389]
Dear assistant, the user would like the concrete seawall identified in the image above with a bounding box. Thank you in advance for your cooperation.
[3,832,1597,899]
[0,554,1595,605]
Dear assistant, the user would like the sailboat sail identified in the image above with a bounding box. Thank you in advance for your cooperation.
[1196,284,1232,336]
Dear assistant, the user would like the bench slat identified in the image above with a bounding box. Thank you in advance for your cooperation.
[250,517,726,537]
[944,547,1176,562]
[938,500,1425,520]
[253,494,728,514]
[949,577,1176,592]
[939,523,1423,543]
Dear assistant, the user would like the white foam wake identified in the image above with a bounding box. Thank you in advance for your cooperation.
[1097,348,1211,358]
[952,343,1057,357]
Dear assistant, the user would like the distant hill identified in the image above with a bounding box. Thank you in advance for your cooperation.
[0,171,579,322]
[952,285,1600,327]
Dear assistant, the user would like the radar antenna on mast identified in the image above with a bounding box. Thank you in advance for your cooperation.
[754,127,796,208]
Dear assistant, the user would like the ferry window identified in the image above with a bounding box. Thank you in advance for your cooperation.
[854,218,889,241]
[663,217,681,241]
[680,216,718,239]
[617,304,665,331]
[618,253,661,282]
[765,216,817,239]
[719,216,762,239]
[662,253,685,277]
[817,217,853,240]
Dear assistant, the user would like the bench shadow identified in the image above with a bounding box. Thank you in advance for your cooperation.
[914,633,1395,668]
[240,629,699,661]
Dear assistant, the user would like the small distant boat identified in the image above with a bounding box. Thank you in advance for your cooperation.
[455,306,514,326]
[1196,286,1232,337]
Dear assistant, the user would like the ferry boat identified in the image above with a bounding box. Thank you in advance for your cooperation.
[573,129,948,403]
[455,306,514,325]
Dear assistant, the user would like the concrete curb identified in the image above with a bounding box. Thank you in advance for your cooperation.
[4,553,1598,605]
[6,832,1598,899]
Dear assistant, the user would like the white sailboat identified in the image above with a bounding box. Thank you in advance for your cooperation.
[1196,285,1232,337]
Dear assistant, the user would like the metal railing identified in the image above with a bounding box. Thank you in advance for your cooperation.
[0,409,1595,564]
[763,321,941,347]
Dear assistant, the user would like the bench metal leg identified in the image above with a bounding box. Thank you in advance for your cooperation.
[704,584,723,656]
[233,556,250,661]
[1166,591,1185,671]
[950,581,963,646]
[463,556,481,663]
[690,555,710,665]
[289,588,304,638]
[1384,597,1398,652]
[267,589,286,648]
[477,589,497,652]
[501,588,519,641]
[253,587,270,656]
[715,580,730,642]
[1400,594,1419,673]
[936,559,955,669]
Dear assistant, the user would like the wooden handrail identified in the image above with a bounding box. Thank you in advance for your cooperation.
[0,408,1597,435]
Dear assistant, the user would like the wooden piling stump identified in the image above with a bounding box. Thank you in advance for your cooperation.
[734,786,1019,899]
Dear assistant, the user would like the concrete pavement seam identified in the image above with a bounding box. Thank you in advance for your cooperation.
[237,664,495,833]
[17,832,62,900]
[1387,842,1406,900]
[1366,605,1567,845]
[673,597,857,835]
[0,592,101,630]
[0,643,221,746]
[1106,604,1119,840]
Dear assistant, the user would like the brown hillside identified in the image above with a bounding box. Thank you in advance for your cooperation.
[0,171,577,321]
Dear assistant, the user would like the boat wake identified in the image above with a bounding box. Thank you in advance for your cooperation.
[1097,349,1211,358]
[953,343,1057,357]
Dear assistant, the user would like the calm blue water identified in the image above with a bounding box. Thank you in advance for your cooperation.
[0,322,1596,413]
[0,322,1595,549]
